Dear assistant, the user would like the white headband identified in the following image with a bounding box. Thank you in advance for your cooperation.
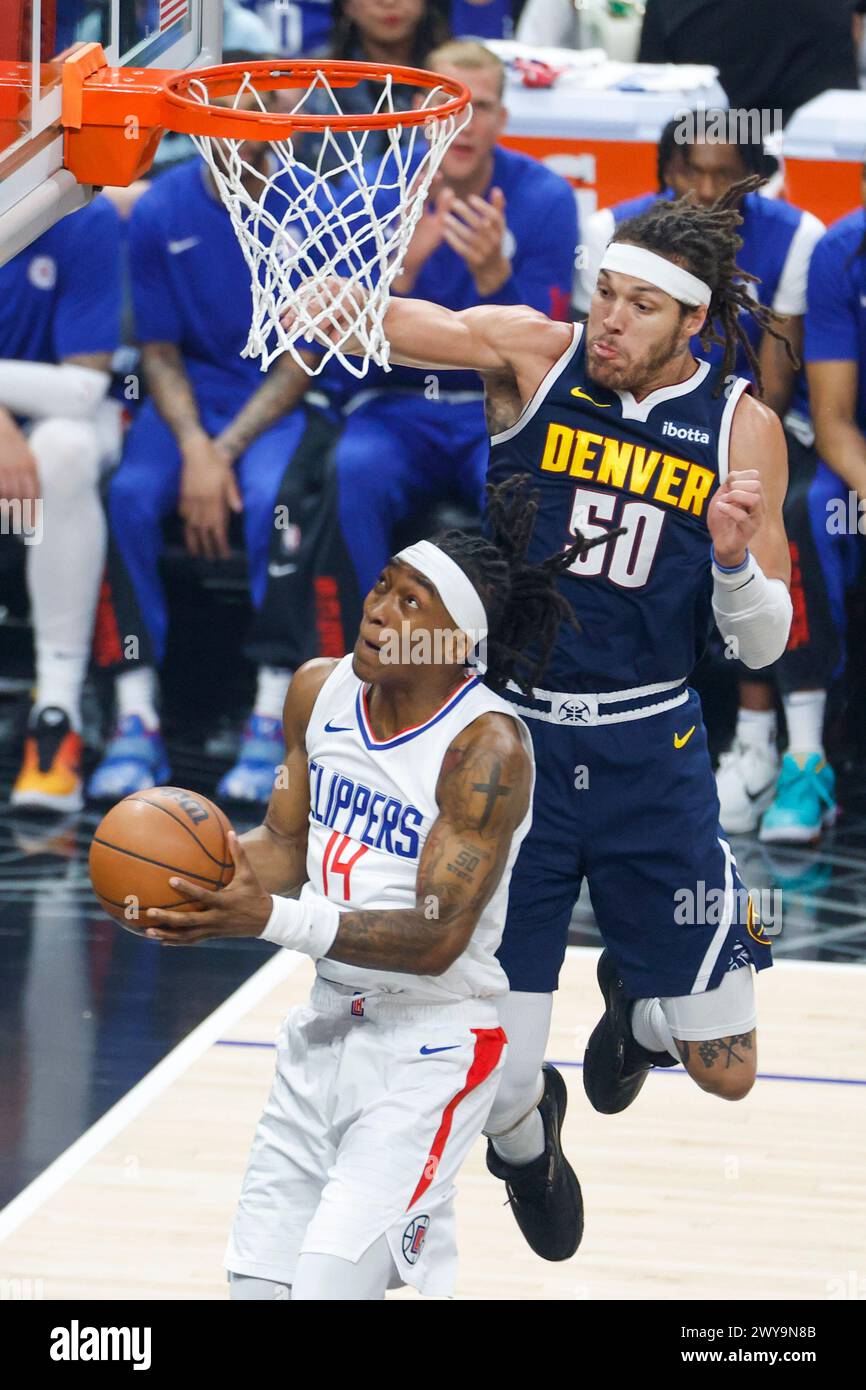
[599,242,712,308]
[394,540,489,646]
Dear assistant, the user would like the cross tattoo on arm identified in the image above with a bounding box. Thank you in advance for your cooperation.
[472,760,512,830]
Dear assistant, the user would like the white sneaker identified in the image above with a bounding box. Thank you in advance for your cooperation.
[715,738,780,834]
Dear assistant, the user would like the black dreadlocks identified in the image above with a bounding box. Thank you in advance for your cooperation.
[613,175,798,396]
[432,476,622,697]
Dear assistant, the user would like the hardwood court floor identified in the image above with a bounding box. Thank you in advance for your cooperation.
[0,948,863,1301]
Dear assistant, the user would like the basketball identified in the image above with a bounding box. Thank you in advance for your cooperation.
[89,786,235,936]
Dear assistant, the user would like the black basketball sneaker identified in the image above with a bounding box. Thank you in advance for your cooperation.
[584,949,678,1114]
[486,1062,583,1261]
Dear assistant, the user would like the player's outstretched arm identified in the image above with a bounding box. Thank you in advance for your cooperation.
[238,659,338,894]
[284,276,571,378]
[321,712,532,975]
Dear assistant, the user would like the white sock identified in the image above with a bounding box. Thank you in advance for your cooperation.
[116,666,160,730]
[490,1105,546,1167]
[26,417,108,733]
[254,666,292,723]
[735,706,776,749]
[783,690,826,758]
[630,997,680,1062]
[484,990,552,1167]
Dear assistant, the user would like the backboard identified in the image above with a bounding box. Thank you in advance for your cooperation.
[0,1,221,265]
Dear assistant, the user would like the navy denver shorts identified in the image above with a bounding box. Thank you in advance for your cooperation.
[497,687,773,999]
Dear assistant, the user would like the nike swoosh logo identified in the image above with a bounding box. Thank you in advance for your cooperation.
[674,726,696,749]
[167,237,201,254]
[571,386,611,407]
[745,779,777,803]
[324,720,352,733]
[268,562,297,578]
[419,1044,461,1055]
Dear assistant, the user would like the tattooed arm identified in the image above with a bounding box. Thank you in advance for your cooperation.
[142,341,206,445]
[321,713,532,975]
[145,707,532,967]
[213,349,318,461]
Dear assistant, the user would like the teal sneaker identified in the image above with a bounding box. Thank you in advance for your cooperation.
[759,753,838,845]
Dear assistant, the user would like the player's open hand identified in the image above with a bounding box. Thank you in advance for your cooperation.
[707,469,765,568]
[145,832,273,945]
[280,275,369,354]
[439,186,511,298]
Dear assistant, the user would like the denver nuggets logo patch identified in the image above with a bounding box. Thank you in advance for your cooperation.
[402,1215,430,1264]
[557,699,590,725]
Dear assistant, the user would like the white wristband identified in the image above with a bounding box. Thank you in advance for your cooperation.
[260,893,341,961]
[712,552,793,670]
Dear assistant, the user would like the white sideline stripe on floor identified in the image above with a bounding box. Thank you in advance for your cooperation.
[0,948,304,1244]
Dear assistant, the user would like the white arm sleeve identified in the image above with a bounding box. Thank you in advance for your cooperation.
[771,211,826,316]
[0,360,111,420]
[712,552,793,670]
[574,207,615,315]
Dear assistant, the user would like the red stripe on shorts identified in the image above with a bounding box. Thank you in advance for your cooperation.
[407,1026,506,1210]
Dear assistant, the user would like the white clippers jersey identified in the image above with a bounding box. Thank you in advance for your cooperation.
[298,655,535,1003]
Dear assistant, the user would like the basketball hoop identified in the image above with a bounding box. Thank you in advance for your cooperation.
[61,47,472,377]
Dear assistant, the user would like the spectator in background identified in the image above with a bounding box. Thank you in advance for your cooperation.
[575,114,826,837]
[764,197,866,843]
[86,89,324,805]
[295,0,450,170]
[326,40,577,602]
[638,0,860,125]
[327,0,449,66]
[2,198,124,813]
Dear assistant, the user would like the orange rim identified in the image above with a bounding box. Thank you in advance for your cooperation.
[161,58,471,137]
[60,47,471,187]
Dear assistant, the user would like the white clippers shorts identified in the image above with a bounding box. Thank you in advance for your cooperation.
[225,976,507,1296]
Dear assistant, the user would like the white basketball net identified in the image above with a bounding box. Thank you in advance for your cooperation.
[187,68,471,378]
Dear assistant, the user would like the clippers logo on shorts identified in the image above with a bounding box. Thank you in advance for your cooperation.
[28,255,57,290]
[402,1214,430,1264]
[308,760,423,859]
[351,995,365,1017]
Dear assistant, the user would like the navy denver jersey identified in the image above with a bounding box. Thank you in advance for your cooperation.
[487,322,751,692]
